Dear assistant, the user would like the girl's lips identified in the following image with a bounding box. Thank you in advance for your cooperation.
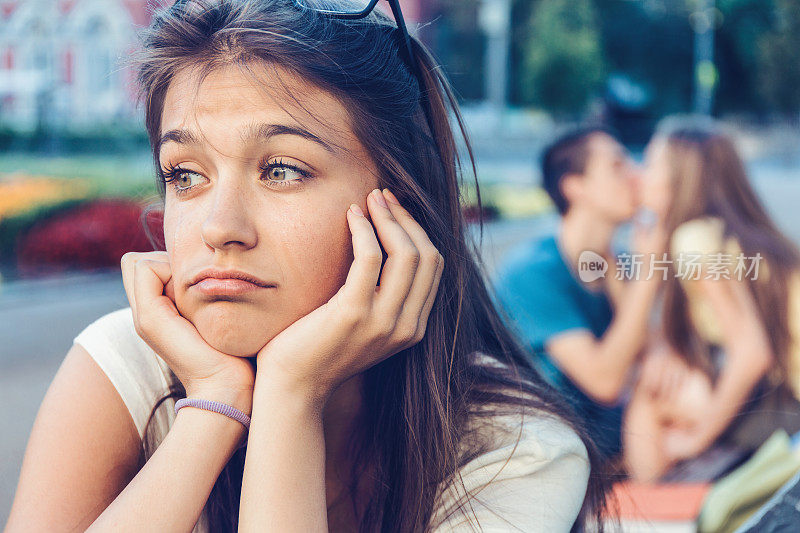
[193,278,272,296]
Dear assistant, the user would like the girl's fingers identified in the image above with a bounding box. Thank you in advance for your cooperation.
[132,255,177,330]
[340,202,383,307]
[131,255,210,377]
[380,189,444,337]
[121,251,169,323]
[366,189,420,317]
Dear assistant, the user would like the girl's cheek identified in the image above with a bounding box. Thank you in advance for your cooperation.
[162,205,177,251]
[304,221,354,298]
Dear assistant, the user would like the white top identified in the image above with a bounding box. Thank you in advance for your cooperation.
[73,307,590,532]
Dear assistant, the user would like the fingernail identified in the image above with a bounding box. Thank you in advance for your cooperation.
[350,203,365,217]
[372,189,388,208]
[383,188,400,205]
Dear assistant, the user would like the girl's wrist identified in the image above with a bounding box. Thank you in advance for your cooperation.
[184,382,254,417]
[172,400,250,451]
[253,364,329,416]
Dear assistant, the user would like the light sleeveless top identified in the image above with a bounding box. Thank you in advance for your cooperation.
[73,306,590,532]
[670,216,800,399]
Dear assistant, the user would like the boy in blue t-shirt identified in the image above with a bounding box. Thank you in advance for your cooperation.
[492,126,666,462]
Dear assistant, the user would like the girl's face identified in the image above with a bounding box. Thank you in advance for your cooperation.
[640,135,673,218]
[159,62,380,357]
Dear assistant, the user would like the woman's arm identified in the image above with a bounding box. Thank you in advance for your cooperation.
[72,250,255,531]
[663,275,773,462]
[5,344,250,532]
[87,382,252,532]
[238,375,328,532]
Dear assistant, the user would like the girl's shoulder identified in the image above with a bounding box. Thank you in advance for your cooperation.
[671,216,775,283]
[429,353,590,531]
[469,354,589,467]
[72,306,178,443]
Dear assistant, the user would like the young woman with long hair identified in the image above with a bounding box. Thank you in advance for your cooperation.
[7,1,612,531]
[624,116,800,482]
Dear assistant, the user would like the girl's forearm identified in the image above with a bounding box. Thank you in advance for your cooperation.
[689,277,773,449]
[691,342,771,450]
[87,390,251,532]
[239,377,328,532]
[595,272,663,390]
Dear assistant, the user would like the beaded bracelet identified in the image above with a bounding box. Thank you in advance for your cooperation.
[174,398,251,449]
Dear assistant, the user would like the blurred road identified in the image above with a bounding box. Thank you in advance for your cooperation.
[1,158,798,525]
[0,269,130,523]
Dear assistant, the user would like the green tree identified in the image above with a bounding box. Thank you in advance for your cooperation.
[426,0,485,102]
[711,0,775,115]
[593,0,694,115]
[518,0,606,115]
[758,0,800,119]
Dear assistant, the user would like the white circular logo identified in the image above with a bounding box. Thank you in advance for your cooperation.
[578,251,608,282]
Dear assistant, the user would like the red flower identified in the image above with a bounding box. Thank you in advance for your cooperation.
[16,199,164,278]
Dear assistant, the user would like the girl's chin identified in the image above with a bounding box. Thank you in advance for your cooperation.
[203,337,264,358]
[192,320,273,358]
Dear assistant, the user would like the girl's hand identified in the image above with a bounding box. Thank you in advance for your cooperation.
[663,426,710,464]
[639,343,713,425]
[631,210,669,259]
[640,345,690,403]
[254,188,444,407]
[120,251,256,409]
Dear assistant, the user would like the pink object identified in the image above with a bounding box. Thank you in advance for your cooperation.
[612,481,711,521]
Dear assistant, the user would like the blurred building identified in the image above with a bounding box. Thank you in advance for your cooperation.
[0,0,165,131]
[0,0,429,133]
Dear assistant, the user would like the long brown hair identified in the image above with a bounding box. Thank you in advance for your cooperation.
[657,116,800,387]
[127,1,613,530]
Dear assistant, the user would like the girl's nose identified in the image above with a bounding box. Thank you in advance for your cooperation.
[199,181,259,251]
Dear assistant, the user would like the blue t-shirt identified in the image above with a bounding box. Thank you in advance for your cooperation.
[491,232,623,460]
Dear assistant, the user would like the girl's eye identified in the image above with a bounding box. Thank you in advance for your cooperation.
[161,158,313,197]
[259,158,313,188]
[161,165,206,196]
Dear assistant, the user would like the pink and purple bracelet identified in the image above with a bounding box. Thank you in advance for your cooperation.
[174,398,251,449]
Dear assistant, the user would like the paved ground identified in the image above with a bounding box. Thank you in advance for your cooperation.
[1,160,798,526]
[0,270,131,523]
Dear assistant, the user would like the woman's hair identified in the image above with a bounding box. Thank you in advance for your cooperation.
[655,116,800,387]
[128,1,613,530]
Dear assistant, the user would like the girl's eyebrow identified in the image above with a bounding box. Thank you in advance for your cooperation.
[157,122,337,157]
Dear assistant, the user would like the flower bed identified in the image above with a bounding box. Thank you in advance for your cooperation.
[0,173,92,220]
[14,199,164,278]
